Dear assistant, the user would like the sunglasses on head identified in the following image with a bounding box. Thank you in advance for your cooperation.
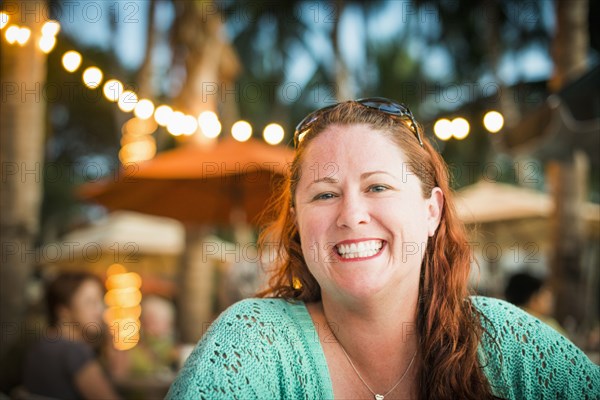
[293,97,424,148]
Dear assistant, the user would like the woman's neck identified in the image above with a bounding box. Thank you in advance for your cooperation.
[319,290,419,364]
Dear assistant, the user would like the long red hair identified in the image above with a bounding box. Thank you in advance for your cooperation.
[257,102,501,399]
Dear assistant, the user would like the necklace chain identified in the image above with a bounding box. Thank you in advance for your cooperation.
[327,322,417,400]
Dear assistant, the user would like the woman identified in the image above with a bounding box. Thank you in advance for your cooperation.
[23,272,120,400]
[168,98,599,399]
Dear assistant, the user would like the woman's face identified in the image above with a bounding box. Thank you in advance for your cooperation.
[294,124,443,302]
[61,279,105,333]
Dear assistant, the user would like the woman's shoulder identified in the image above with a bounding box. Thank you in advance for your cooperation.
[469,295,600,398]
[208,297,311,334]
[167,297,331,399]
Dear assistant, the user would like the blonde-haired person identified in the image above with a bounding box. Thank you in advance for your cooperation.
[168,98,599,399]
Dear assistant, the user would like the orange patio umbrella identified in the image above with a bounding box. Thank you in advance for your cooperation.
[79,138,294,226]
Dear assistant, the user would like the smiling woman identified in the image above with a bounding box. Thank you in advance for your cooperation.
[167,99,600,400]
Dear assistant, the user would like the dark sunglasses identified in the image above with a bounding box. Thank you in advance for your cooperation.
[293,97,424,148]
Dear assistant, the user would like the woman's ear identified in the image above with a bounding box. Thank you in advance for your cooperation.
[427,187,444,237]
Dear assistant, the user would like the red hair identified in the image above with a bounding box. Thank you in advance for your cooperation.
[257,102,500,399]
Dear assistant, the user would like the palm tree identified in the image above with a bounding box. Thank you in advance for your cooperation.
[0,0,48,383]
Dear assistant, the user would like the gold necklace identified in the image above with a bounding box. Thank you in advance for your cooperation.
[327,322,417,400]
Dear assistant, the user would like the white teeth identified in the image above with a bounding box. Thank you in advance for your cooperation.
[336,240,383,259]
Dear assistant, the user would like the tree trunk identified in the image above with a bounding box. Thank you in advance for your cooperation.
[546,0,589,340]
[0,0,47,381]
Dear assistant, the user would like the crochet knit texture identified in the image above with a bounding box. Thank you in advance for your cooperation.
[167,296,600,399]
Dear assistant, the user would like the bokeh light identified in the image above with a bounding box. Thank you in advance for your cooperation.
[62,51,82,72]
[263,123,284,145]
[82,67,103,89]
[231,120,252,142]
[15,27,31,46]
[434,118,453,141]
[197,111,221,138]
[181,115,198,136]
[167,111,185,136]
[103,265,142,351]
[134,99,155,120]
[4,25,19,44]
[483,111,504,133]
[41,20,60,36]
[0,12,9,30]
[154,105,173,127]
[118,90,138,113]
[103,79,124,102]
[452,117,470,140]
[38,35,56,53]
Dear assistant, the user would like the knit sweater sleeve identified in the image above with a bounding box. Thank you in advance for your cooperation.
[472,296,600,399]
[166,298,333,400]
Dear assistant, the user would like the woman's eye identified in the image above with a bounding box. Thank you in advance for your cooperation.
[369,185,389,193]
[313,192,336,201]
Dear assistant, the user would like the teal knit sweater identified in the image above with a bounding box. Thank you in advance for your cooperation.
[167,296,600,399]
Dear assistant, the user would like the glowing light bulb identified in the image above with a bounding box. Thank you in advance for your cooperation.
[483,111,504,133]
[154,105,172,127]
[82,67,103,89]
[38,35,56,53]
[5,25,19,44]
[0,12,10,30]
[103,79,124,102]
[62,51,82,72]
[118,90,138,113]
[433,119,452,141]
[41,20,60,36]
[263,123,284,145]
[15,27,31,45]
[134,99,155,120]
[231,120,252,142]
[197,111,221,138]
[451,117,470,140]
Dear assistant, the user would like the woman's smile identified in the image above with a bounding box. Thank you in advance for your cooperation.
[333,238,387,262]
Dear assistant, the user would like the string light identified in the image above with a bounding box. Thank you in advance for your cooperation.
[181,115,198,136]
[198,111,221,138]
[154,105,173,127]
[82,67,103,89]
[39,35,56,53]
[5,25,19,44]
[118,90,138,112]
[483,111,504,133]
[167,111,185,136]
[15,27,31,46]
[134,99,155,120]
[41,20,60,36]
[4,16,289,161]
[263,123,284,145]
[103,79,124,102]
[0,12,9,30]
[232,120,252,142]
[434,118,452,141]
[451,117,470,140]
[62,51,82,72]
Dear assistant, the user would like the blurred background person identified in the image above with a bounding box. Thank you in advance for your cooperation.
[127,295,177,378]
[20,272,120,400]
[504,271,568,337]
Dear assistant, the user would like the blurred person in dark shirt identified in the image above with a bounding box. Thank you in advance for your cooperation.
[22,272,120,400]
[504,271,568,336]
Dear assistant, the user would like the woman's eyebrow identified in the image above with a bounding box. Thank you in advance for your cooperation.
[308,176,338,188]
[360,170,396,179]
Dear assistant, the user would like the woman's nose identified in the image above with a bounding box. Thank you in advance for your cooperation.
[336,193,370,228]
